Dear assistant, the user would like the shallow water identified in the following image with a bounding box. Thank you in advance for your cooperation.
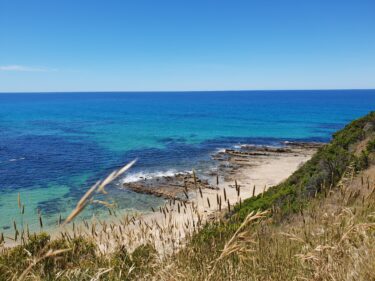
[0,90,374,234]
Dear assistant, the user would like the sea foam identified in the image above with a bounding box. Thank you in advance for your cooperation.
[120,169,188,183]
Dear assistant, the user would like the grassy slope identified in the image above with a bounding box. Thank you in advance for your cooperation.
[0,111,374,281]
[155,111,375,280]
[235,111,375,219]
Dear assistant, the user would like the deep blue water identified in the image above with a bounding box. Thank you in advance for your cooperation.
[0,90,374,232]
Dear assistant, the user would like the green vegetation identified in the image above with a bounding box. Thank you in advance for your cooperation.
[0,234,158,280]
[0,111,374,280]
[367,138,375,152]
[236,111,375,219]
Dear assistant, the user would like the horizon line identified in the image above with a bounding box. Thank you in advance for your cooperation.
[0,88,374,94]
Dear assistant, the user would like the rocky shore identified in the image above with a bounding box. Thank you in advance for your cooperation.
[123,172,217,201]
[121,141,324,203]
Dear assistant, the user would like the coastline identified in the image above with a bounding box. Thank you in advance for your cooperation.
[36,141,322,254]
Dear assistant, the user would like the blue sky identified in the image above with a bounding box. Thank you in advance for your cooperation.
[0,0,374,92]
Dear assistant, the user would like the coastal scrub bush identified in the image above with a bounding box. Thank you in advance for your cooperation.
[48,236,96,267]
[25,232,51,254]
[332,111,374,149]
[131,244,157,266]
[125,244,158,278]
[111,245,132,268]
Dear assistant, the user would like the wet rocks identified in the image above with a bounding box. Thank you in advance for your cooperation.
[123,172,216,201]
[282,141,325,149]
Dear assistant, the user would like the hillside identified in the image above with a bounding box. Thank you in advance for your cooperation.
[1,112,374,281]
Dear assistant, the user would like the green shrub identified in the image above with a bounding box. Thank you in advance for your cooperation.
[0,233,51,279]
[367,138,375,152]
[132,244,157,267]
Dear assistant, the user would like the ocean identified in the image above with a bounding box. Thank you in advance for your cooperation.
[0,90,374,234]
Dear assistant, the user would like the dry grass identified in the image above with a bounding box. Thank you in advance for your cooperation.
[154,164,375,281]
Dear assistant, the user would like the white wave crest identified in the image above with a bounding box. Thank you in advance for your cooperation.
[120,169,186,183]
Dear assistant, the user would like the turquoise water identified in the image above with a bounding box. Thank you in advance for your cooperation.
[0,90,374,234]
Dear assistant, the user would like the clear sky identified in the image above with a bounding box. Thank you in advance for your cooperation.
[0,0,374,92]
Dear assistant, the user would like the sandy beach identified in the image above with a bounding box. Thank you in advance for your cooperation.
[47,142,321,254]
